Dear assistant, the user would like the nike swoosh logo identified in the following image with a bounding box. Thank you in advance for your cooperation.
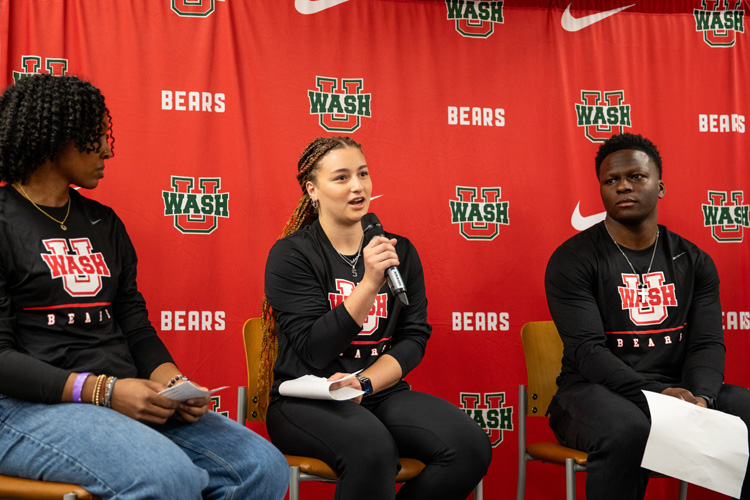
[673,252,686,261]
[91,219,102,225]
[561,3,635,32]
[295,0,351,15]
[370,194,383,201]
[571,202,606,231]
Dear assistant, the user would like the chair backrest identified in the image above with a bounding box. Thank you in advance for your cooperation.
[242,317,271,422]
[521,321,564,417]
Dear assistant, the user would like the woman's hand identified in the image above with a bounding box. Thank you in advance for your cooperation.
[109,378,180,424]
[344,236,400,326]
[174,382,211,423]
[328,372,363,405]
[361,236,399,292]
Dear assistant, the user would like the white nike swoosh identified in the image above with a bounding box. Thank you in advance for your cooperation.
[370,194,383,201]
[561,3,635,32]
[91,219,102,225]
[673,252,686,261]
[295,0,351,15]
[571,202,606,231]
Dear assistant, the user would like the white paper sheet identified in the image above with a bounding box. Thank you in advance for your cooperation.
[279,371,364,400]
[642,390,749,498]
[158,381,228,402]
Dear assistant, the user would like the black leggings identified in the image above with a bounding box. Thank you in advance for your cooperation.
[267,387,492,500]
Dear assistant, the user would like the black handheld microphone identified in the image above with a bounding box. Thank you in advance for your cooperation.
[361,213,409,307]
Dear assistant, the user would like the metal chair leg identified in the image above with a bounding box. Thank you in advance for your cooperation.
[236,386,247,424]
[678,479,688,500]
[288,465,300,500]
[474,477,483,500]
[516,384,527,500]
[565,458,576,500]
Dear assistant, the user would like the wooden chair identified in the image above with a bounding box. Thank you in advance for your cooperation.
[516,321,688,500]
[0,475,98,499]
[237,317,483,500]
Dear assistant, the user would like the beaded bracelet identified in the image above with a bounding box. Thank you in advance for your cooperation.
[72,372,92,403]
[92,374,107,406]
[167,374,189,388]
[104,376,117,408]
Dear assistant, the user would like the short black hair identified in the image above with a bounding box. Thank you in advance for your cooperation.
[0,74,113,184]
[595,133,662,179]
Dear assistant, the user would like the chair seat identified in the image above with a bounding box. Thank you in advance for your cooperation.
[526,441,588,466]
[284,455,426,482]
[0,474,96,499]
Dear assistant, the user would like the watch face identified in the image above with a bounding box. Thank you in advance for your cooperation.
[357,376,373,395]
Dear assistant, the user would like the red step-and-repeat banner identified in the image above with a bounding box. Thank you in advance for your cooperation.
[2,0,748,498]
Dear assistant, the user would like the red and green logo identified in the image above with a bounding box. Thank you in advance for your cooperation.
[449,186,509,241]
[575,90,632,143]
[308,77,371,133]
[460,392,512,447]
[13,56,68,83]
[702,190,748,242]
[162,176,229,234]
[171,0,225,17]
[446,0,504,38]
[694,0,745,48]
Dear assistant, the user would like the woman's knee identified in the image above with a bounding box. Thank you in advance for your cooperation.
[86,444,207,499]
[448,419,493,480]
[232,436,290,499]
[339,432,400,478]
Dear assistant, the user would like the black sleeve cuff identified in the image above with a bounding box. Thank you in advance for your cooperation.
[695,394,716,409]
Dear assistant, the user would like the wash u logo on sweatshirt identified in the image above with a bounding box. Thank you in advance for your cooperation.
[308,77,372,133]
[162,176,229,234]
[617,272,678,326]
[694,0,745,48]
[329,279,387,336]
[41,238,111,297]
[702,190,749,243]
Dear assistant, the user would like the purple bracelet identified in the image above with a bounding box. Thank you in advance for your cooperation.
[73,372,92,403]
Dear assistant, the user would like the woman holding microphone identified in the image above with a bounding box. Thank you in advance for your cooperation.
[263,136,491,500]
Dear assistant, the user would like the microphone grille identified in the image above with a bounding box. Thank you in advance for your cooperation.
[361,213,382,235]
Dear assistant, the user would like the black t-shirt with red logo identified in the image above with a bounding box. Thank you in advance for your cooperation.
[545,222,725,407]
[0,185,173,403]
[264,220,431,399]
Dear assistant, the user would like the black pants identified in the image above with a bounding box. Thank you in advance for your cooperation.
[267,386,492,500]
[548,382,750,500]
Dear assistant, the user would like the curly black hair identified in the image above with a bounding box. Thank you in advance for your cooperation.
[595,133,662,179]
[0,73,114,184]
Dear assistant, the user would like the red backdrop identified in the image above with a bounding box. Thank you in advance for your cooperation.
[2,0,748,498]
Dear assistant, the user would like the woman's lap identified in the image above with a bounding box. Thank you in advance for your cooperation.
[266,388,491,500]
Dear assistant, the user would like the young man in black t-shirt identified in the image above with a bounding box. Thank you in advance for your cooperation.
[545,132,750,500]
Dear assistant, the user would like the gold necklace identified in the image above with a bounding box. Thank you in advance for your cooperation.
[14,183,71,231]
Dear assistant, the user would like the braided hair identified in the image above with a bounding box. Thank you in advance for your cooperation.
[0,73,114,184]
[257,136,362,414]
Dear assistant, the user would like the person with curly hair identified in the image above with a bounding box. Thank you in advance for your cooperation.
[0,74,288,499]
[262,136,492,500]
[545,132,750,500]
